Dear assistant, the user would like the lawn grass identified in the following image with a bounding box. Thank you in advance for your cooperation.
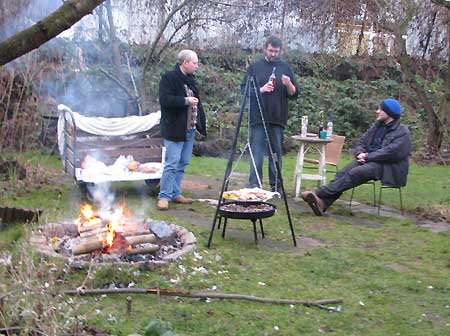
[0,152,449,335]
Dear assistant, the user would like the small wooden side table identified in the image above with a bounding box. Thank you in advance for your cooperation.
[291,134,333,198]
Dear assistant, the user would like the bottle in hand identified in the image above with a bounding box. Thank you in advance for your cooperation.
[269,67,276,87]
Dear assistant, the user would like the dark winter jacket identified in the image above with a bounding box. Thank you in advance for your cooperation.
[159,64,207,142]
[354,119,412,187]
[241,58,299,128]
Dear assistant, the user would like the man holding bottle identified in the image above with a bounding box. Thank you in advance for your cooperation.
[242,35,299,193]
[157,49,207,211]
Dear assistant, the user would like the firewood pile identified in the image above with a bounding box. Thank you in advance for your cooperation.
[29,213,197,269]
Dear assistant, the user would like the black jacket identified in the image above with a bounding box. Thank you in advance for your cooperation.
[354,119,412,187]
[159,64,207,142]
[241,58,299,128]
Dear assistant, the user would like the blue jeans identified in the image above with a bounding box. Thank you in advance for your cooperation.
[158,129,195,200]
[248,124,284,189]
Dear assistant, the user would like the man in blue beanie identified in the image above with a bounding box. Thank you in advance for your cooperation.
[301,98,412,216]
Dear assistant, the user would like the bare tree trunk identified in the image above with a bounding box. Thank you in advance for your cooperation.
[0,0,107,66]
[435,22,450,150]
[356,10,367,56]
[105,0,125,84]
[96,3,106,43]
[393,3,443,155]
[280,0,287,40]
[422,11,437,59]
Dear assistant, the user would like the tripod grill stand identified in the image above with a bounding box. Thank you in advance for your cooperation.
[206,75,297,248]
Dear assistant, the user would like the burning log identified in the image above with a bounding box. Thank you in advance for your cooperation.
[79,226,108,238]
[116,222,150,236]
[125,234,156,246]
[72,239,103,255]
[126,244,159,256]
[78,220,106,233]
[119,228,150,237]
[72,233,157,255]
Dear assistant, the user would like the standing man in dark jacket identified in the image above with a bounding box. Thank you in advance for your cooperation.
[157,49,207,211]
[301,98,412,216]
[242,35,299,192]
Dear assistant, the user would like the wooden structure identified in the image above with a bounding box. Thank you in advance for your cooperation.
[60,109,164,189]
[292,135,333,198]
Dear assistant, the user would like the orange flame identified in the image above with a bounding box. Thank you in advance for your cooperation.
[75,203,102,233]
[103,201,130,248]
[76,202,132,252]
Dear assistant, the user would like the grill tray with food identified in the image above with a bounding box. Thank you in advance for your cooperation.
[219,201,276,220]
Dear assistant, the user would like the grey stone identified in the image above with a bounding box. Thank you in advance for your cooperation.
[148,220,175,239]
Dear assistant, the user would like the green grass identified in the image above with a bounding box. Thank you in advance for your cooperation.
[0,152,449,335]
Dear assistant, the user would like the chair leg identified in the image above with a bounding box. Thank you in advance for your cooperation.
[378,186,404,215]
[377,187,383,215]
[371,181,376,207]
[349,187,355,208]
[399,188,404,215]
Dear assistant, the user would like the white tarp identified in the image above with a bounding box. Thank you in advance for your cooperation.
[57,104,161,157]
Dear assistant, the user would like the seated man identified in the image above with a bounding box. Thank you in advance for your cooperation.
[301,98,412,216]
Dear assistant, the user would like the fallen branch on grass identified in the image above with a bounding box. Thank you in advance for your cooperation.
[61,288,343,312]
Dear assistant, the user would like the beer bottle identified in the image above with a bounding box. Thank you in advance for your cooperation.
[269,67,276,87]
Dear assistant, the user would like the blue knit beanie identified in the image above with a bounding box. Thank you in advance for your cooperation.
[380,98,402,119]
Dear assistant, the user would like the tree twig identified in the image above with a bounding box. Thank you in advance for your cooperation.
[61,287,343,312]
[99,68,135,99]
[125,52,142,116]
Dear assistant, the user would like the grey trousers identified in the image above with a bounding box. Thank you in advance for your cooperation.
[316,160,382,209]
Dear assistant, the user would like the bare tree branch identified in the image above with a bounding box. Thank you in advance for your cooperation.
[204,0,270,8]
[431,0,450,10]
[61,287,344,312]
[142,0,190,73]
[0,0,107,66]
[99,68,136,100]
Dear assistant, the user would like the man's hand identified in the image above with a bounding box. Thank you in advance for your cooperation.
[187,97,199,106]
[281,74,296,95]
[260,81,275,93]
[357,152,368,164]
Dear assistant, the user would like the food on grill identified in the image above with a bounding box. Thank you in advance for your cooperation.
[127,160,140,172]
[222,187,278,201]
[220,203,274,213]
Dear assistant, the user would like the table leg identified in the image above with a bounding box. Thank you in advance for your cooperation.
[294,143,305,198]
[318,144,327,186]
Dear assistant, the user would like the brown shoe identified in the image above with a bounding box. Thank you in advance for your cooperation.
[301,191,325,216]
[157,198,169,211]
[173,196,193,204]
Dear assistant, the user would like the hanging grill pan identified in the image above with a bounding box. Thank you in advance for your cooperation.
[218,201,276,220]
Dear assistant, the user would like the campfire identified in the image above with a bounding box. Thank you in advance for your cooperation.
[72,202,158,256]
[29,202,196,268]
